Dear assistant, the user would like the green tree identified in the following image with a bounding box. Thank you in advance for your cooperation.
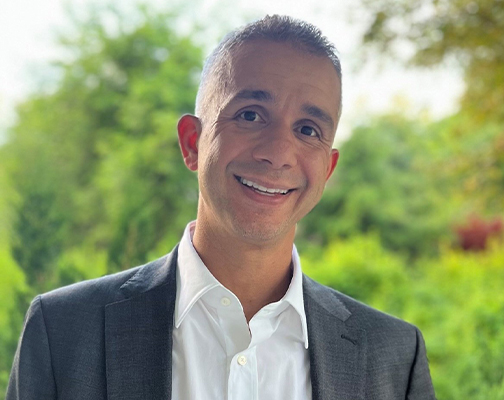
[299,114,449,258]
[301,233,410,316]
[421,113,504,215]
[0,165,30,393]
[361,0,504,121]
[303,234,504,399]
[2,6,203,290]
[408,241,504,399]
[359,0,504,215]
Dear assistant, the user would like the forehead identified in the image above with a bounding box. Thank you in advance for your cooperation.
[217,40,341,121]
[227,40,337,74]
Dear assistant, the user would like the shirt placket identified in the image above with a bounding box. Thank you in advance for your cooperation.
[227,347,258,400]
[204,288,258,400]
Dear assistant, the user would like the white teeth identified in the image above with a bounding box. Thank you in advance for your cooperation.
[240,178,288,194]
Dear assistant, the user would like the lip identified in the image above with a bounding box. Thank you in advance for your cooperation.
[235,175,294,193]
[234,175,295,204]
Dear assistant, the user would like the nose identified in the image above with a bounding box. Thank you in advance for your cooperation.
[251,123,297,169]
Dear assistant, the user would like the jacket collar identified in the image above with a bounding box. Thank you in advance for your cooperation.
[104,246,368,400]
[303,275,367,400]
[104,246,178,400]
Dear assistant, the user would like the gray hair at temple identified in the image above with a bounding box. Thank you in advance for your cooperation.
[195,15,343,121]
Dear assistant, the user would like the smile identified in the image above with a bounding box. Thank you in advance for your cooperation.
[236,176,291,196]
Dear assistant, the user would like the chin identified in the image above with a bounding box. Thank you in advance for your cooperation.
[231,218,294,245]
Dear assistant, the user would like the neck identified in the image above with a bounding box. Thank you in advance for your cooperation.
[192,219,295,323]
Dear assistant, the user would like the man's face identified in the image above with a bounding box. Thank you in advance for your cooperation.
[179,40,341,246]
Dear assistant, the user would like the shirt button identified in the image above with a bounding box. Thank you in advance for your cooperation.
[221,297,231,306]
[237,355,247,366]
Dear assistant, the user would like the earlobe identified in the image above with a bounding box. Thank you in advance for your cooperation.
[326,149,339,181]
[177,114,201,171]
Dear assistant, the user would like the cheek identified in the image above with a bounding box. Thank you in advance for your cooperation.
[215,132,249,161]
[309,162,331,196]
[199,133,235,179]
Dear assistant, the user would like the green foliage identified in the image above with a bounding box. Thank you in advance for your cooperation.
[95,120,198,271]
[50,246,109,289]
[1,5,202,289]
[411,242,504,400]
[360,0,504,122]
[0,6,203,394]
[0,166,29,394]
[301,234,410,315]
[1,1,502,397]
[423,114,504,215]
[0,250,28,394]
[299,114,449,259]
[416,243,504,399]
[358,0,504,215]
[303,235,504,399]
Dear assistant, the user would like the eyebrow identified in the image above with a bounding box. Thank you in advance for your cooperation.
[302,104,335,130]
[231,89,335,130]
[234,89,273,102]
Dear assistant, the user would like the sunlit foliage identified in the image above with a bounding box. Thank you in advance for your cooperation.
[2,6,202,291]
[359,0,504,214]
[1,1,503,397]
[299,114,450,259]
[303,236,504,399]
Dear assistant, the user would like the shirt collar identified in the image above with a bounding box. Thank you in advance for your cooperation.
[285,244,309,349]
[175,222,220,328]
[175,221,309,348]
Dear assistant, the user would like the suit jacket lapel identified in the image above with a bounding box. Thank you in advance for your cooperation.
[105,247,178,400]
[303,275,367,400]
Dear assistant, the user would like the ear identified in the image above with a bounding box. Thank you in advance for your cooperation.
[325,148,339,181]
[177,114,201,171]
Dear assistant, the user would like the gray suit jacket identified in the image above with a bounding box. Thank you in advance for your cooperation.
[7,246,436,399]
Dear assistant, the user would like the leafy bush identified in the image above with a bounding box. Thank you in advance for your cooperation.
[0,249,28,394]
[412,242,504,400]
[299,114,449,259]
[301,233,410,316]
[303,235,504,399]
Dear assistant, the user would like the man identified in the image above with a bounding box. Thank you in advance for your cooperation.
[7,15,436,400]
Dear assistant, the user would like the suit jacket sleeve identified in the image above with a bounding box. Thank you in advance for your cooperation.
[6,296,57,400]
[407,327,436,399]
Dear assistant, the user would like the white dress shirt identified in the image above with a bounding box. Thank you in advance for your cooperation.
[172,222,312,400]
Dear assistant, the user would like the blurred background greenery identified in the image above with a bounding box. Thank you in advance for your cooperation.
[1,1,503,398]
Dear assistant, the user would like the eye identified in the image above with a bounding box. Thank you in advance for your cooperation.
[299,125,318,137]
[238,110,262,122]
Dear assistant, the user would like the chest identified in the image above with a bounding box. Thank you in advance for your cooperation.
[171,297,312,400]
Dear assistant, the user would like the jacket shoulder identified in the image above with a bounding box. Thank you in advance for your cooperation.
[303,275,436,398]
[303,274,418,334]
[40,253,171,309]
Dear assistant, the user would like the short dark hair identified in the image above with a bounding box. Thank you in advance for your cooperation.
[196,15,342,118]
